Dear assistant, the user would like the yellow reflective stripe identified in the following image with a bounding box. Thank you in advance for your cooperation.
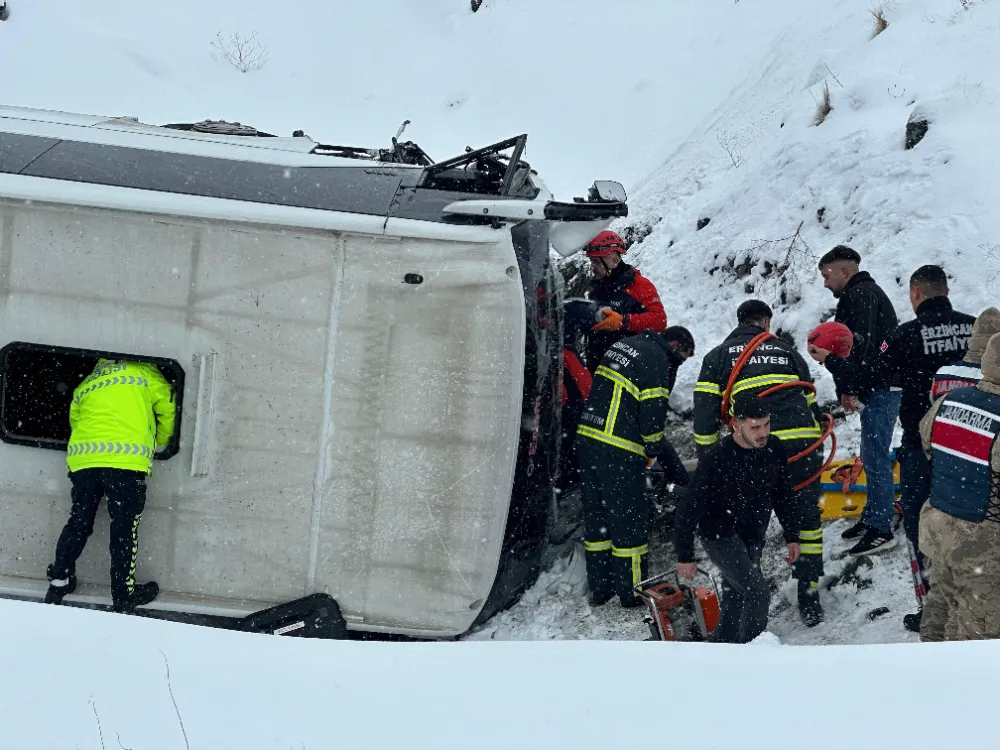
[641,431,664,443]
[772,427,822,441]
[612,544,649,557]
[800,544,823,555]
[584,540,612,553]
[577,426,646,456]
[731,374,799,396]
[66,442,152,458]
[805,393,817,405]
[799,528,823,541]
[694,381,722,396]
[695,432,720,446]
[639,387,670,401]
[606,384,623,434]
[595,366,640,399]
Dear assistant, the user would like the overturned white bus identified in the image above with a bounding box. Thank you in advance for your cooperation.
[0,106,626,638]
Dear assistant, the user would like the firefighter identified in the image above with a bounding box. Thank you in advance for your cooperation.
[809,265,975,632]
[675,395,801,643]
[917,333,1000,641]
[694,300,826,627]
[577,325,694,607]
[44,358,176,613]
[929,307,1000,402]
[582,230,667,370]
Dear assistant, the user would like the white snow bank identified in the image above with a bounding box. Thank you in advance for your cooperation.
[0,597,994,749]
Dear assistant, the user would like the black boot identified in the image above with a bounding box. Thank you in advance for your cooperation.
[44,564,77,605]
[113,582,159,614]
[798,580,824,627]
[903,610,922,633]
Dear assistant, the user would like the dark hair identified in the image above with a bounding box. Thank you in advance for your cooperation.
[664,325,695,353]
[818,245,861,268]
[737,299,773,326]
[732,394,770,420]
[910,265,949,296]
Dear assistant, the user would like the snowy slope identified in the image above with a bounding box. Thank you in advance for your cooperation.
[624,0,1000,415]
[1,0,839,199]
[2,596,998,750]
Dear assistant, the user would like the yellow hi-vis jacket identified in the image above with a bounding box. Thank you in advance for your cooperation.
[67,359,176,474]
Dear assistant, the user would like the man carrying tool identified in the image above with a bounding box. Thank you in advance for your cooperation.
[817,246,900,556]
[577,325,694,607]
[582,230,667,370]
[694,299,827,626]
[809,265,975,632]
[675,395,801,643]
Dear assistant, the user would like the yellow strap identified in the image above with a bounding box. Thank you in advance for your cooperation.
[799,528,823,540]
[694,432,720,446]
[595,366,640,399]
[731,374,800,396]
[800,544,823,555]
[695,381,722,396]
[577,425,646,456]
[584,540,612,553]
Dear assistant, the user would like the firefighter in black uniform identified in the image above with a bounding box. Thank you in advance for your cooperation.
[577,325,695,607]
[693,300,826,626]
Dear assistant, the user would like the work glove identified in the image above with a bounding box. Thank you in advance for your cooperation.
[592,308,625,332]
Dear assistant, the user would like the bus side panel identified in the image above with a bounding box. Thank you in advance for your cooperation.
[315,234,525,635]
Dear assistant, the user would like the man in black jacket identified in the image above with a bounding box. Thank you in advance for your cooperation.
[693,300,825,626]
[809,264,974,631]
[818,246,900,555]
[577,326,694,607]
[675,396,801,643]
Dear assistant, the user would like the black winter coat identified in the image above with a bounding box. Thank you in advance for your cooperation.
[577,331,681,459]
[832,271,899,401]
[825,296,975,442]
[673,435,799,563]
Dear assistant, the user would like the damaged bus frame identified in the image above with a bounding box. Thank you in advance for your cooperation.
[0,106,627,638]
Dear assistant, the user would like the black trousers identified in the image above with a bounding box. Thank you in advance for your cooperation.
[578,439,649,606]
[702,534,768,644]
[51,468,147,604]
[785,440,824,585]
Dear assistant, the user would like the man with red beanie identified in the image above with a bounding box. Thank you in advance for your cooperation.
[582,230,667,370]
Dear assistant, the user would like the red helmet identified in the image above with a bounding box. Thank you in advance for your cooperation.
[808,321,854,358]
[584,230,626,258]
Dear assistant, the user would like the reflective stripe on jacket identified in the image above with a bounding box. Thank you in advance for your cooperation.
[67,359,176,474]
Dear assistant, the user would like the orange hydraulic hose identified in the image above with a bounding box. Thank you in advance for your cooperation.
[719,338,838,491]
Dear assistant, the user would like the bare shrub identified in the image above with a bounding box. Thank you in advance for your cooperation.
[814,82,833,126]
[211,31,268,73]
[716,130,744,168]
[870,5,889,37]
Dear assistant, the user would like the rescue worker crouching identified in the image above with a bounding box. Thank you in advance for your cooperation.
[45,358,176,614]
[917,331,1000,641]
[693,300,826,627]
[582,230,667,370]
[577,325,695,607]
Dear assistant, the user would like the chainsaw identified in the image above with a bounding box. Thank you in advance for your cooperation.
[634,568,721,642]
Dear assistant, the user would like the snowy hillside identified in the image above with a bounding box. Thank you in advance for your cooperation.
[622,0,1000,418]
[0,0,845,199]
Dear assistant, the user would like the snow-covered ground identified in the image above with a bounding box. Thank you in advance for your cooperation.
[5,593,1000,750]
